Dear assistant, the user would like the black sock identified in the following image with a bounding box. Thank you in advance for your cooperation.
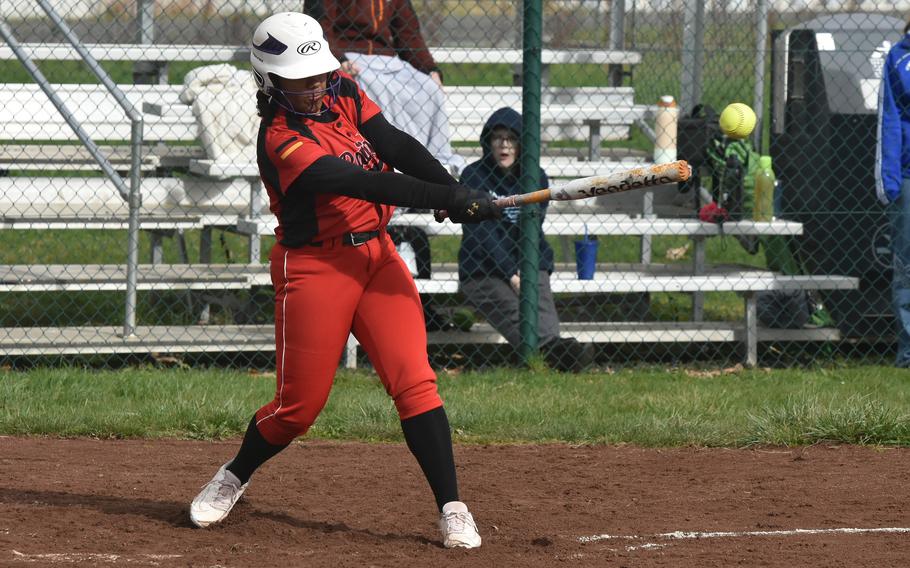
[401,406,459,512]
[225,415,289,485]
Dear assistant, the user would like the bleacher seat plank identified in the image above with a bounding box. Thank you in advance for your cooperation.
[410,270,857,295]
[0,144,159,171]
[0,144,205,172]
[0,320,840,357]
[148,85,637,120]
[190,154,652,181]
[383,213,806,238]
[427,321,843,345]
[0,176,252,228]
[0,44,641,67]
[0,264,266,292]
[0,325,275,356]
[236,212,806,240]
[0,83,196,141]
[0,216,201,231]
[4,262,853,297]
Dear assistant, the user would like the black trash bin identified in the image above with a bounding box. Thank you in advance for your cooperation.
[770,13,904,338]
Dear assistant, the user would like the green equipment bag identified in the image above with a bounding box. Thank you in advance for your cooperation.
[705,136,761,220]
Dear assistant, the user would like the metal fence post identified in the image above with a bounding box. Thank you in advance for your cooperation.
[608,0,625,87]
[134,0,163,84]
[752,0,770,151]
[519,0,543,364]
[679,0,706,114]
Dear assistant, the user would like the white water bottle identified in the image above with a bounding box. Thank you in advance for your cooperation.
[653,95,678,164]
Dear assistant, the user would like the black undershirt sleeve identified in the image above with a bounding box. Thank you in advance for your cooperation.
[288,155,460,211]
[360,113,457,186]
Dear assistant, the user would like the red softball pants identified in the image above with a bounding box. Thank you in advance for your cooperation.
[255,230,442,445]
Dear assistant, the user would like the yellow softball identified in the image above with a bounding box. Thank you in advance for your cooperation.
[718,102,756,139]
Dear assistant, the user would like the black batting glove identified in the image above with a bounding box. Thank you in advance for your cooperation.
[447,186,501,224]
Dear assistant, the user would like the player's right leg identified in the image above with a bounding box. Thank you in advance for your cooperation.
[191,243,365,527]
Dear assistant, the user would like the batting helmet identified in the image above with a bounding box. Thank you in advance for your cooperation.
[250,12,340,96]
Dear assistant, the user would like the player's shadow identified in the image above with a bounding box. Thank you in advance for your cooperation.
[0,487,437,546]
[0,487,190,526]
[248,509,437,546]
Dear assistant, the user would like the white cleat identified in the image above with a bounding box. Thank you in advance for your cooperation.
[439,501,482,549]
[189,463,249,528]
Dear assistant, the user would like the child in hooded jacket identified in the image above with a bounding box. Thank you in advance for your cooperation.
[458,107,593,372]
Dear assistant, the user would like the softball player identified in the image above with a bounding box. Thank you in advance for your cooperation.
[189,12,497,549]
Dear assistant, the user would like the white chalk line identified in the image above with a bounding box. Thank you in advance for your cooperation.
[11,550,182,564]
[579,527,910,552]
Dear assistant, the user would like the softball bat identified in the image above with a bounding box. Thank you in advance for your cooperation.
[436,160,690,221]
[496,160,690,207]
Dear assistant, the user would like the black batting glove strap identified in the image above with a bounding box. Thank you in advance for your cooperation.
[447,187,501,224]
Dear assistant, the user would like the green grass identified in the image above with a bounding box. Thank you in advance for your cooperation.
[2,364,909,445]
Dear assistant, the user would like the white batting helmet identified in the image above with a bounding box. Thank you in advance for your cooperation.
[250,12,340,95]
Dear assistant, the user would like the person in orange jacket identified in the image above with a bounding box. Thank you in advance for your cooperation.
[304,0,465,175]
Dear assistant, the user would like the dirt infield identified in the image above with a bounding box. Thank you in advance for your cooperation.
[1,438,908,567]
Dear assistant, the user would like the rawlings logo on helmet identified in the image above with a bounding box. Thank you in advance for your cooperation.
[297,41,321,55]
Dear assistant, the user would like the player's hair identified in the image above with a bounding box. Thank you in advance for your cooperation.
[256,91,277,120]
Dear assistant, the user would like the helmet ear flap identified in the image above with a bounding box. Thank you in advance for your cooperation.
[252,69,266,91]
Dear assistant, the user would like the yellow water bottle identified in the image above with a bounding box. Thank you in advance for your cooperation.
[754,155,775,222]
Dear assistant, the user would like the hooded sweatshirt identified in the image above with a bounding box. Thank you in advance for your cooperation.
[876,32,910,204]
[458,107,555,281]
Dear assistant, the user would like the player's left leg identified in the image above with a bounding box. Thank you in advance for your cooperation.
[352,236,481,548]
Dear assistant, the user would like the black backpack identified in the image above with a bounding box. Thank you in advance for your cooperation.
[677,104,722,203]
[677,103,722,169]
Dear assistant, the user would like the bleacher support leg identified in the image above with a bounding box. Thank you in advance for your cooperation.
[744,292,758,367]
[585,119,602,161]
[345,334,358,369]
[247,179,263,264]
[176,229,190,263]
[640,191,653,265]
[692,236,705,321]
[197,227,212,324]
[149,231,165,264]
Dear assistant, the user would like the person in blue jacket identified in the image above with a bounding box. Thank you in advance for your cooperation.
[458,107,593,372]
[876,19,910,367]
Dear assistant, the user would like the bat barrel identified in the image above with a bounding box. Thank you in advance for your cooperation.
[442,161,690,218]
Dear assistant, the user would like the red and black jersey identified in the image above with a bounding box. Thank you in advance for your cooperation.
[258,73,395,246]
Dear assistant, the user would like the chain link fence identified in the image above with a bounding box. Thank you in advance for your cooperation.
[0,1,905,370]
